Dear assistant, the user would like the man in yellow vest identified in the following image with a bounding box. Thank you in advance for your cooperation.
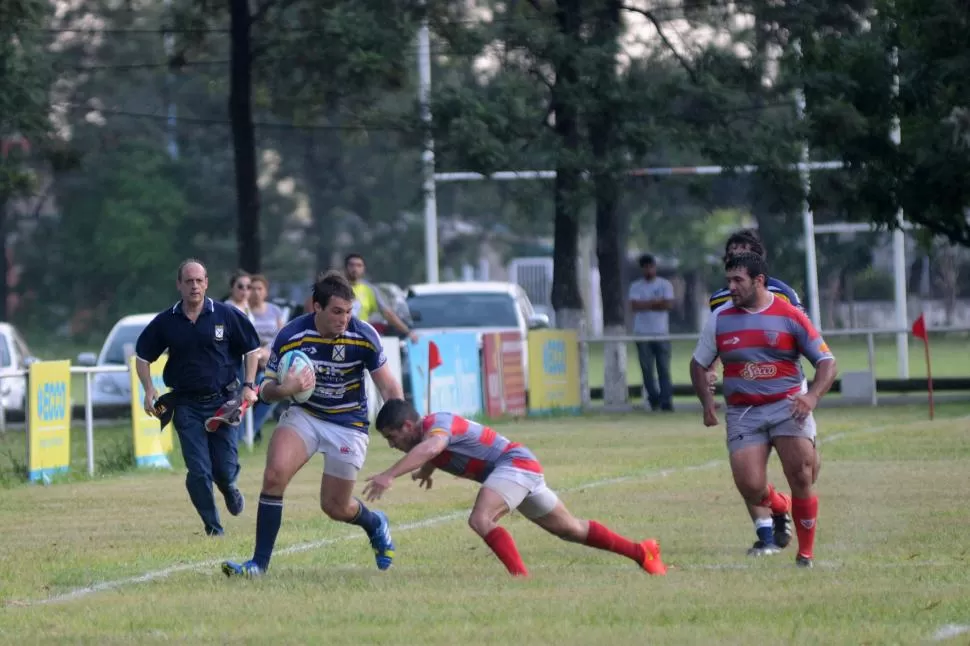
[305,254,416,342]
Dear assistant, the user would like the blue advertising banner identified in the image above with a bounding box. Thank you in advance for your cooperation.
[407,333,483,417]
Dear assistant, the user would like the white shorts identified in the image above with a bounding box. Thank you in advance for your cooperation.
[483,464,560,520]
[277,406,370,481]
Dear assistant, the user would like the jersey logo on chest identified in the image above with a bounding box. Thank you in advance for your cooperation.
[214,325,225,341]
[332,345,345,362]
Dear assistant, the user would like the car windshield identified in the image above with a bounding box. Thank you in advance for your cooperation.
[406,293,518,328]
[103,324,148,365]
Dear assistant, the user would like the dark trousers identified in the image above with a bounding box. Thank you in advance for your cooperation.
[173,399,240,535]
[636,340,673,410]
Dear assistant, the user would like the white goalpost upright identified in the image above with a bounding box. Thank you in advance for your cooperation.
[415,18,913,378]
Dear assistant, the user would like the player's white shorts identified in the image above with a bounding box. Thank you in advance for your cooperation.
[277,406,369,480]
[483,463,559,519]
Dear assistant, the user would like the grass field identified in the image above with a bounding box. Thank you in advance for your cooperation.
[1,403,969,643]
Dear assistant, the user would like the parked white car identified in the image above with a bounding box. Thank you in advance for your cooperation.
[0,322,38,413]
[406,281,549,337]
[404,281,550,390]
[76,313,156,407]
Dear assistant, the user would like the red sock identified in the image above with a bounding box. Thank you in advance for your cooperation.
[585,521,644,563]
[791,495,818,558]
[759,484,791,515]
[483,527,529,576]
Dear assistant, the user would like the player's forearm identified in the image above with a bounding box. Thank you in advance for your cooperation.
[690,359,717,407]
[259,380,292,403]
[374,372,404,401]
[135,358,155,395]
[385,448,436,479]
[243,351,259,383]
[808,359,838,399]
[383,309,411,336]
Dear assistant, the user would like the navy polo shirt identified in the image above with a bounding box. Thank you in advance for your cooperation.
[135,298,261,395]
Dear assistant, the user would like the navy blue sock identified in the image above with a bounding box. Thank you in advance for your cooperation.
[350,498,382,535]
[755,518,774,545]
[253,494,283,570]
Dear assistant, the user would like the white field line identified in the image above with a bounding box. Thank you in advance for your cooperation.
[12,416,964,608]
[932,624,970,642]
[15,460,725,607]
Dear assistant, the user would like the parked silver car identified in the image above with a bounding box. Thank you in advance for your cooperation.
[76,313,156,407]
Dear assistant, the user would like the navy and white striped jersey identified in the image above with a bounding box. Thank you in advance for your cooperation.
[264,315,387,432]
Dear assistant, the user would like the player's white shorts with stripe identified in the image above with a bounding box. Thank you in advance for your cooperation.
[483,464,559,519]
[277,405,369,480]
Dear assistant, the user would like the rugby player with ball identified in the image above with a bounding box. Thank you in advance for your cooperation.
[222,271,404,578]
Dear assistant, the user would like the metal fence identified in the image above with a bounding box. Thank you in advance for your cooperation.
[0,364,257,477]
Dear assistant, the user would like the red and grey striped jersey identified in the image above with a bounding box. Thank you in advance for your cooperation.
[693,295,835,407]
[422,412,542,482]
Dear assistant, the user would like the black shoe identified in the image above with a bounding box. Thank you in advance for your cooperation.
[772,511,793,549]
[746,540,781,556]
[795,554,814,568]
[225,487,245,516]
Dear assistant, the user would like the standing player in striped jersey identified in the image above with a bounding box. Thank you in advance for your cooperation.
[707,228,807,551]
[690,253,837,567]
[222,271,404,578]
[363,399,667,578]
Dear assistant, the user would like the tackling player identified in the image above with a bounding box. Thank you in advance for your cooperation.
[362,399,667,578]
[222,271,404,578]
[690,252,837,567]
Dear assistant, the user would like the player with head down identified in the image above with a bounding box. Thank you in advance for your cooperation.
[222,271,404,578]
[362,398,667,578]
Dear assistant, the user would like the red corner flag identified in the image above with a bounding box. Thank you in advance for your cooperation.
[426,341,442,415]
[911,313,934,420]
[428,341,442,371]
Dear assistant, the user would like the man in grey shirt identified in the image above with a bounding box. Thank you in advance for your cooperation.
[628,254,675,411]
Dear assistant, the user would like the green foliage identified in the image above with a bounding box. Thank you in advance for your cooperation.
[0,0,52,198]
[21,140,187,332]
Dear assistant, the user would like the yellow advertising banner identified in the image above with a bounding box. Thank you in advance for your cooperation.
[27,360,72,482]
[526,329,581,415]
[129,355,173,468]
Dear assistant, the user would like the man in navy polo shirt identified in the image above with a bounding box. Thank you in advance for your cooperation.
[135,259,261,537]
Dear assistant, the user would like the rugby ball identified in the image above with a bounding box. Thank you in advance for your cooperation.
[276,349,315,404]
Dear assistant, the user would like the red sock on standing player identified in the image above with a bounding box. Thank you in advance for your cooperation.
[791,495,818,558]
[483,527,529,576]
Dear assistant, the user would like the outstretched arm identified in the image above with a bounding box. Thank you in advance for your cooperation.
[362,434,449,501]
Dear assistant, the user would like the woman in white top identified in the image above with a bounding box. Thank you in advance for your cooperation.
[225,270,255,322]
[247,273,285,442]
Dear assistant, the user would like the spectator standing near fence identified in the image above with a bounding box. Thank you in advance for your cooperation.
[135,259,261,537]
[248,273,285,443]
[628,254,675,412]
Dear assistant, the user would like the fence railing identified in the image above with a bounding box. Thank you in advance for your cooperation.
[3,325,966,479]
[0,364,257,477]
[578,325,970,408]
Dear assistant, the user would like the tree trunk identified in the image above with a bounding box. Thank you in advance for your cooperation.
[590,0,625,406]
[304,129,344,272]
[550,0,584,330]
[229,0,260,273]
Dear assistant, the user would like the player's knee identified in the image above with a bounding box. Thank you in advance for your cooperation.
[261,464,291,495]
[782,457,814,494]
[467,512,493,538]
